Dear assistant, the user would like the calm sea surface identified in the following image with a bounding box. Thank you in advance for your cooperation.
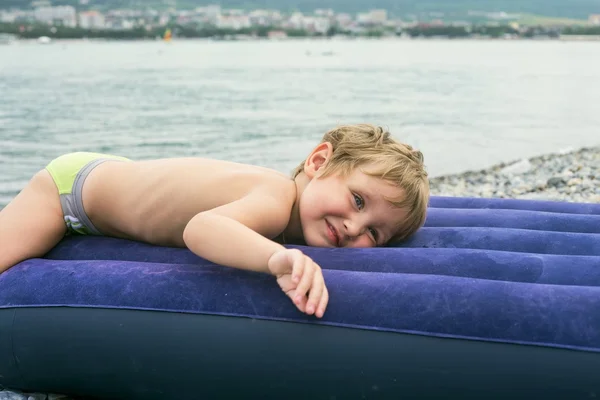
[1,38,599,206]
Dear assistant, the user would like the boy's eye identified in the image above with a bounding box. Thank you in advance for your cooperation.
[368,227,378,242]
[353,193,364,210]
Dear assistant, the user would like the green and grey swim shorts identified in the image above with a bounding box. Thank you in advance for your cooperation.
[45,152,130,235]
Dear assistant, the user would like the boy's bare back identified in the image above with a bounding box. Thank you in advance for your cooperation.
[83,158,295,247]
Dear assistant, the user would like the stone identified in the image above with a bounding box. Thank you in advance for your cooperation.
[499,159,532,175]
[567,178,582,186]
[0,392,28,400]
[547,177,566,187]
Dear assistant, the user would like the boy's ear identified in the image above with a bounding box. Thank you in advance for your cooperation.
[304,142,333,179]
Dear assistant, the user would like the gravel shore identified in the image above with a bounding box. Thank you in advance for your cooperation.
[0,392,68,400]
[429,146,600,204]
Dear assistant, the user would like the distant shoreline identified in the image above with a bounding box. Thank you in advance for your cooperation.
[2,20,599,42]
[3,35,600,43]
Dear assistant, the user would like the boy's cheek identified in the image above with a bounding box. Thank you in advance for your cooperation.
[346,236,373,249]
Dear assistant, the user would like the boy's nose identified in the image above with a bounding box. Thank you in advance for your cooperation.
[343,218,365,238]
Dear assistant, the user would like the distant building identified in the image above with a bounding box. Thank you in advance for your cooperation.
[216,14,251,30]
[248,9,282,26]
[34,6,77,27]
[104,17,135,30]
[590,14,600,25]
[302,17,330,34]
[315,9,335,18]
[79,11,105,29]
[287,12,305,29]
[357,9,387,26]
[267,30,287,39]
[509,22,521,31]
[335,13,353,29]
[195,5,221,18]
[282,12,329,34]
[158,15,170,26]
[194,5,221,25]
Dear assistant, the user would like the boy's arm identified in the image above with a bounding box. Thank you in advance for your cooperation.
[182,186,291,274]
[182,183,329,318]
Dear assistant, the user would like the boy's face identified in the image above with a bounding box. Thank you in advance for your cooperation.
[299,159,408,248]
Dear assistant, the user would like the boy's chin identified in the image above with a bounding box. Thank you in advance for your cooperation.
[302,230,327,248]
[304,233,335,248]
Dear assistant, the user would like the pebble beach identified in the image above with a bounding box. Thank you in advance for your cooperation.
[429,146,600,204]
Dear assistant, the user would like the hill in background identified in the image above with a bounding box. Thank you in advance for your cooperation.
[1,0,598,21]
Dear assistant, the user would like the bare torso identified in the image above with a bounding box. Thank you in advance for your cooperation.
[81,158,295,247]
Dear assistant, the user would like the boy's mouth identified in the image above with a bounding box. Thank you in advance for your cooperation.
[326,220,340,247]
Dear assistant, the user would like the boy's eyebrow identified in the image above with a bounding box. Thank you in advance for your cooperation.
[364,184,393,206]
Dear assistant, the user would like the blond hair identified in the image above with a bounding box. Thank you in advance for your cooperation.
[293,124,429,243]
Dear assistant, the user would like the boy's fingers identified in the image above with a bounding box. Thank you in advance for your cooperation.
[290,251,304,283]
[306,268,324,315]
[294,293,307,313]
[294,258,315,305]
[316,286,329,318]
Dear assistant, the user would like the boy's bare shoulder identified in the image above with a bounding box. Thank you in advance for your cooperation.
[243,164,297,206]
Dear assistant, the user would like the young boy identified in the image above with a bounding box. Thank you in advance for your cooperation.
[0,124,429,318]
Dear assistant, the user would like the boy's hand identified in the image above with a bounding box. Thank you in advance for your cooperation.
[267,249,329,318]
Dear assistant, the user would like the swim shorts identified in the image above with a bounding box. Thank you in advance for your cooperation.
[45,152,130,235]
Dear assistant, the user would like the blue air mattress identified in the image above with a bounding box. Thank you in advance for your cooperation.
[1,195,600,400]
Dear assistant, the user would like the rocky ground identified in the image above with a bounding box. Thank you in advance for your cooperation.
[429,145,600,204]
[1,146,598,400]
[0,392,69,400]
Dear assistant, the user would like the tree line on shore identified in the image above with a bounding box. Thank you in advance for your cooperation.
[1,21,599,40]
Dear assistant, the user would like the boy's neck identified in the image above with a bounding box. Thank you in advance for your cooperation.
[284,172,309,245]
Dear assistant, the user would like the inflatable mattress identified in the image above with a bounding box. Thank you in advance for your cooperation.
[1,195,600,400]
